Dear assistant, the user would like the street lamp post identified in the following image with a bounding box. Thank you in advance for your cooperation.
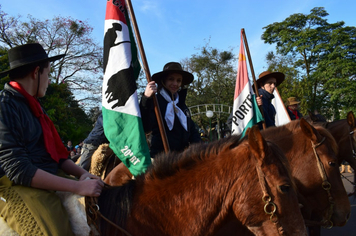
[206,110,214,141]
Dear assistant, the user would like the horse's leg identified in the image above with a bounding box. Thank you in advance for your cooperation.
[104,162,133,186]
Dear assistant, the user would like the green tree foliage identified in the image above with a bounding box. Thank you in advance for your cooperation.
[264,51,310,115]
[0,46,9,89]
[0,5,99,144]
[181,41,236,135]
[0,6,103,109]
[40,83,93,145]
[262,7,356,119]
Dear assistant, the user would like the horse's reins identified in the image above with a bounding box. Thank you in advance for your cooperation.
[85,194,132,236]
[331,124,356,194]
[349,130,356,159]
[304,137,335,229]
[256,164,285,235]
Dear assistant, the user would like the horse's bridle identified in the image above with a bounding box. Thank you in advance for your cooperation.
[349,130,356,159]
[256,164,286,235]
[85,195,133,236]
[305,137,335,229]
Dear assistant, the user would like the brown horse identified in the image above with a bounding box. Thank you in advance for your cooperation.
[305,111,356,172]
[262,119,350,226]
[303,111,356,236]
[215,118,350,236]
[90,126,307,236]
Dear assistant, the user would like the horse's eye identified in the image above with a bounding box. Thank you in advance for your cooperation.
[328,162,336,167]
[279,185,290,193]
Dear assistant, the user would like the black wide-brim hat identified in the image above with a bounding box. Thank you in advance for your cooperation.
[152,62,194,86]
[254,71,285,89]
[0,43,66,76]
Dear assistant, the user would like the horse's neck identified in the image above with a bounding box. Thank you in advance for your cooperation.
[327,119,347,141]
[130,150,251,236]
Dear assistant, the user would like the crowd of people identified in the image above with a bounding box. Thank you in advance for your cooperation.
[0,42,352,235]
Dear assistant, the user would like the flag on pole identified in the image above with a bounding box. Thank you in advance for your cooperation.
[102,0,151,176]
[231,33,264,137]
[272,88,291,126]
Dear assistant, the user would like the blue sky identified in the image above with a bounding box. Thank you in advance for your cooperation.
[2,0,356,77]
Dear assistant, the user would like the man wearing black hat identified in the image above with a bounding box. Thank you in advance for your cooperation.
[140,62,201,157]
[0,43,104,235]
[255,71,285,128]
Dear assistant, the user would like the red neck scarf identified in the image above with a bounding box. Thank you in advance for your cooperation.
[9,81,68,163]
[288,108,300,120]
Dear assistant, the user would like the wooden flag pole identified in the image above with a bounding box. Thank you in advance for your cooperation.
[241,28,266,130]
[125,0,170,152]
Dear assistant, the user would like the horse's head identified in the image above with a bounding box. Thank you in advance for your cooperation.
[295,119,350,227]
[260,118,350,228]
[323,111,356,170]
[232,126,307,236]
[305,111,327,123]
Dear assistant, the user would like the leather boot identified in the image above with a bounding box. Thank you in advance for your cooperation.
[340,165,345,173]
[348,165,353,173]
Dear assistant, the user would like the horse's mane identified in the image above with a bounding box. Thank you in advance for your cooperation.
[262,119,338,157]
[262,120,299,140]
[264,140,296,191]
[98,181,136,235]
[97,134,245,234]
[144,134,244,180]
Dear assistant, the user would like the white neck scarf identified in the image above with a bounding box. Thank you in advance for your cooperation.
[160,89,188,131]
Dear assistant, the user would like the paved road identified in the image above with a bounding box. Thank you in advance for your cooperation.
[321,171,356,236]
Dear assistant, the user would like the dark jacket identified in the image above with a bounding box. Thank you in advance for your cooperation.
[287,108,303,120]
[0,84,65,186]
[258,88,276,128]
[140,88,201,157]
[83,112,108,146]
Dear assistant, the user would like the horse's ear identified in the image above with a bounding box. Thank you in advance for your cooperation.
[248,125,267,161]
[347,111,355,128]
[300,118,318,143]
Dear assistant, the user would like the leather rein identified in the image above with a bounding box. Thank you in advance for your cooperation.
[85,194,132,236]
[256,158,286,235]
[349,130,356,160]
[304,137,335,229]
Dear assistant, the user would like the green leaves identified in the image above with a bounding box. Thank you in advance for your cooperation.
[262,7,356,119]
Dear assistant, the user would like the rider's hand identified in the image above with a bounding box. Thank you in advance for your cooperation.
[144,81,157,98]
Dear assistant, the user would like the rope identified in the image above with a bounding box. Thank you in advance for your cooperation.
[310,137,334,229]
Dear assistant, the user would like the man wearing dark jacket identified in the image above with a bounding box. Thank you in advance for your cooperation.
[77,112,109,170]
[0,43,103,235]
[286,97,303,120]
[255,71,285,128]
